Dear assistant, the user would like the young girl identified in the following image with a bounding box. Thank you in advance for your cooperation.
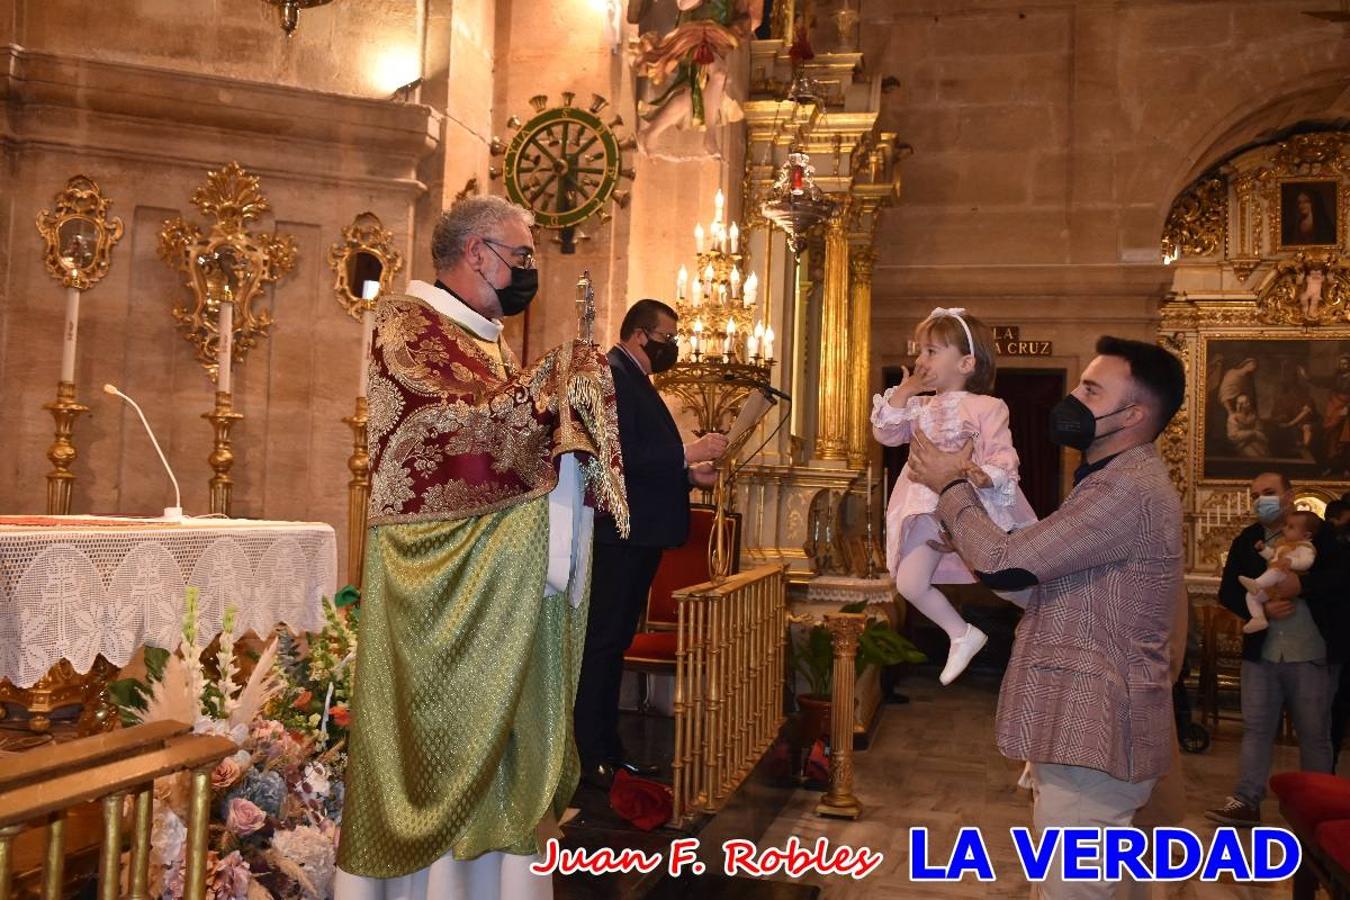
[871,308,1037,685]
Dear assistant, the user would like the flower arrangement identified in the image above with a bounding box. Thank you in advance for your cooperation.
[113,588,357,899]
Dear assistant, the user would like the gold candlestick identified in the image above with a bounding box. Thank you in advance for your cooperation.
[816,612,866,820]
[343,396,371,588]
[44,381,89,515]
[203,391,242,516]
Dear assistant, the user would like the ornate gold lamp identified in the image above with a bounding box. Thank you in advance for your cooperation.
[262,0,334,34]
[328,212,403,588]
[160,162,298,516]
[34,176,124,515]
[761,148,837,256]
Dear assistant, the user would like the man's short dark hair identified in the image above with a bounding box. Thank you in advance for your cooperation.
[1325,499,1349,522]
[620,299,678,340]
[1096,336,1186,439]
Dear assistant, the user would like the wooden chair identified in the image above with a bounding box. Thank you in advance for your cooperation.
[1198,603,1246,734]
[622,505,741,712]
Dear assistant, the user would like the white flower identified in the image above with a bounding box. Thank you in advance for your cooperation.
[303,762,331,799]
[151,806,186,868]
[271,825,337,898]
[231,749,253,769]
[194,717,249,747]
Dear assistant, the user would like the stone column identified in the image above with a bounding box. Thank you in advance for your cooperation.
[814,210,852,462]
[846,247,876,468]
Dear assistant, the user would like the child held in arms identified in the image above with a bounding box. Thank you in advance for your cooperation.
[871,308,1037,685]
[1239,509,1321,634]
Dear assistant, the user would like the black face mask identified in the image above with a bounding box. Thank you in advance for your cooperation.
[644,334,678,374]
[481,242,538,317]
[1048,394,1135,451]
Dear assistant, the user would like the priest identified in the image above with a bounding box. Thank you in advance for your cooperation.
[335,195,628,900]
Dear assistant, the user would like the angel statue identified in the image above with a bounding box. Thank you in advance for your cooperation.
[630,0,762,156]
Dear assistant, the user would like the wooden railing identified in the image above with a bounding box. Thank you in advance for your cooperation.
[0,721,235,900]
[670,564,786,824]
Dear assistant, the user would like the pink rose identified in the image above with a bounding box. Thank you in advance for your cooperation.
[211,757,243,791]
[224,797,266,836]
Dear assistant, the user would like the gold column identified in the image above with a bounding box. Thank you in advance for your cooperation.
[0,824,22,899]
[203,391,242,516]
[816,612,865,819]
[128,787,154,900]
[43,813,67,900]
[99,792,125,900]
[184,767,212,900]
[847,248,876,468]
[814,210,852,461]
[343,396,371,588]
[44,382,89,514]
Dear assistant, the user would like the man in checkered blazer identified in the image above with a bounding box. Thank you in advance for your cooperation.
[910,336,1186,900]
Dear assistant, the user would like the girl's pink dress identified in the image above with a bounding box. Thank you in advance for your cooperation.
[871,388,1038,585]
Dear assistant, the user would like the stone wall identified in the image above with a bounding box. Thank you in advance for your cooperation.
[858,0,1350,468]
[0,2,439,583]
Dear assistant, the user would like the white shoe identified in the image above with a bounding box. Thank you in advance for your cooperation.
[940,624,988,686]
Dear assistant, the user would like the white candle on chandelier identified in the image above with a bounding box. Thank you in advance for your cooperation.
[710,220,722,252]
[60,287,80,384]
[745,272,759,306]
[217,299,235,394]
[677,265,688,301]
[729,222,740,254]
[729,267,741,298]
[724,318,736,358]
[714,189,724,223]
[693,318,704,356]
[358,280,380,398]
[754,320,766,341]
[764,325,775,361]
[747,333,759,359]
[694,223,704,254]
[718,283,728,305]
[703,263,715,285]
[691,278,703,306]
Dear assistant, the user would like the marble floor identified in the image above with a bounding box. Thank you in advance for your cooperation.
[754,673,1320,899]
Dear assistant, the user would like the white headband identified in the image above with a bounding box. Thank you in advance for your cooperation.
[924,307,975,355]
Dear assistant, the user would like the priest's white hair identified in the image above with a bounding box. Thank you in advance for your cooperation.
[431,195,535,271]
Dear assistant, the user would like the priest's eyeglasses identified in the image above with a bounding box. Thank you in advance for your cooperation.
[482,238,536,270]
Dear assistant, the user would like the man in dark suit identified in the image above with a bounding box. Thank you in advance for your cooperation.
[575,299,727,787]
[1205,472,1342,826]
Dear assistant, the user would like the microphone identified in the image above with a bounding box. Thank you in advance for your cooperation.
[719,370,792,403]
[103,384,183,521]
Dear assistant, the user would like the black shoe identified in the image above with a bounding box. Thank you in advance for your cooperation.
[1205,795,1261,827]
[580,761,616,790]
[612,759,661,777]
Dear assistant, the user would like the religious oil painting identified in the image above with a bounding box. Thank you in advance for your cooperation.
[1279,180,1339,247]
[1204,337,1350,480]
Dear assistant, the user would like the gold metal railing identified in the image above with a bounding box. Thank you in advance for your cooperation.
[671,564,786,824]
[0,721,234,900]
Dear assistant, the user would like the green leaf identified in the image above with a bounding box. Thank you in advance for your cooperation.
[335,585,361,608]
[839,601,868,614]
[143,646,170,682]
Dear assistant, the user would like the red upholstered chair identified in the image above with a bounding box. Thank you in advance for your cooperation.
[1271,772,1350,899]
[622,505,741,711]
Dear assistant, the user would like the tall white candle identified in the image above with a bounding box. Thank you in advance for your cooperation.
[217,301,234,393]
[729,222,740,254]
[714,189,724,223]
[60,287,80,383]
[764,325,775,361]
[729,267,741,298]
[692,278,702,306]
[677,266,688,300]
[358,280,379,398]
[745,272,759,306]
[694,224,704,254]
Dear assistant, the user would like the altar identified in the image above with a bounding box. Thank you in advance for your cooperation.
[0,515,336,731]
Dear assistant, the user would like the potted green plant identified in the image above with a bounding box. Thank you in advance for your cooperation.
[789,602,926,743]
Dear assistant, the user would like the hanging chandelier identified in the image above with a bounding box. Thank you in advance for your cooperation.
[670,189,774,367]
[760,148,837,256]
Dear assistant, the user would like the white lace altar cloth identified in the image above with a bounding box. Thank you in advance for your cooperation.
[0,516,337,688]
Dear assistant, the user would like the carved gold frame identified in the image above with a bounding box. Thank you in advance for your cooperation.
[158,162,299,381]
[327,211,404,319]
[1270,175,1347,251]
[35,175,125,291]
[1192,328,1350,488]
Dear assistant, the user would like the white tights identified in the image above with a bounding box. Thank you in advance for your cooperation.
[894,517,968,641]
